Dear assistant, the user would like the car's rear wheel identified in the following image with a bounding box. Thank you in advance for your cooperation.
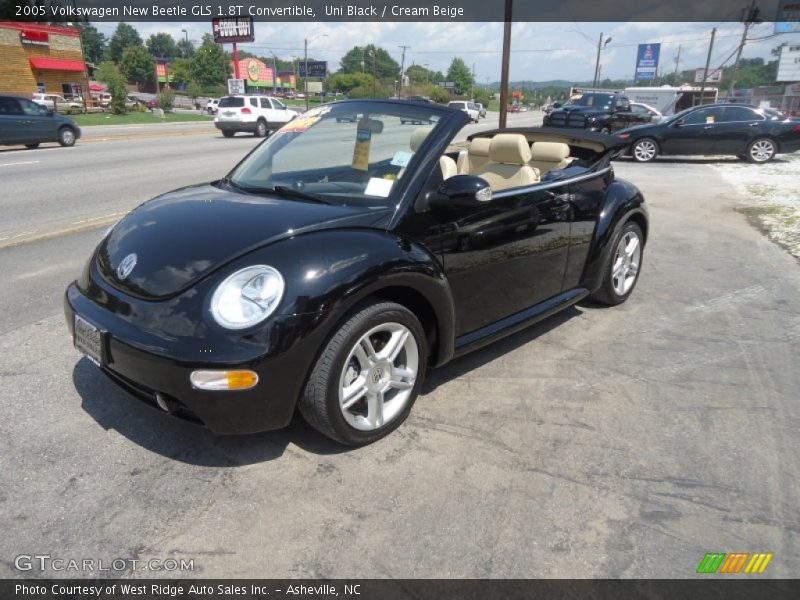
[57,127,76,147]
[590,221,644,306]
[299,300,428,446]
[631,138,658,162]
[255,120,268,137]
[746,138,776,163]
[25,143,40,149]
[222,130,235,138]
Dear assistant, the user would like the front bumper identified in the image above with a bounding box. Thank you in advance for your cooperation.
[64,283,328,435]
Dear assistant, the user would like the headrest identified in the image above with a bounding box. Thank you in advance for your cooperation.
[410,126,433,152]
[530,141,570,162]
[468,137,492,157]
[489,133,532,165]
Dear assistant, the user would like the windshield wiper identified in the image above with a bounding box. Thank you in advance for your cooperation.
[267,185,331,204]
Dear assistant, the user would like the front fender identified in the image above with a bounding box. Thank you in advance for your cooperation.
[254,229,456,366]
[581,178,648,292]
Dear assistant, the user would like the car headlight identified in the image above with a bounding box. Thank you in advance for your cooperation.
[210,265,285,329]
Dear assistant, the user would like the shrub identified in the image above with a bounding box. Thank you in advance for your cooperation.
[158,88,175,112]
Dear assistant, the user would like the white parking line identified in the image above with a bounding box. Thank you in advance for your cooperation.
[0,160,40,167]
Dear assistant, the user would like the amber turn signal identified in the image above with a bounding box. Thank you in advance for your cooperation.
[190,370,259,391]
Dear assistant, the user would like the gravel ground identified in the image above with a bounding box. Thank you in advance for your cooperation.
[712,152,800,260]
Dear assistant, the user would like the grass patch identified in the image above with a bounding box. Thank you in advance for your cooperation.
[71,112,214,126]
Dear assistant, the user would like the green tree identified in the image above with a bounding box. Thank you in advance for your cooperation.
[429,86,451,104]
[106,22,143,64]
[189,34,229,88]
[120,45,154,91]
[169,57,192,88]
[96,61,128,115]
[446,57,473,96]
[339,45,400,80]
[77,23,106,64]
[177,38,195,58]
[146,32,180,61]
[325,72,374,93]
[473,87,492,106]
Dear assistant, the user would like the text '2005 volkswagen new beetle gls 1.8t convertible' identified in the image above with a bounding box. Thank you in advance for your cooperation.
[65,100,648,445]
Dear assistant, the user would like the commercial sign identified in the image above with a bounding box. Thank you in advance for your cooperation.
[212,17,254,43]
[298,60,328,78]
[19,30,49,45]
[694,67,723,84]
[635,43,661,81]
[774,2,800,33]
[227,78,246,95]
[777,44,800,82]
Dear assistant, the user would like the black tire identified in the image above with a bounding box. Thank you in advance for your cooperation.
[590,221,644,306]
[25,143,40,149]
[57,127,76,147]
[631,137,658,163]
[222,130,235,138]
[255,120,268,137]
[299,300,428,446]
[745,137,777,163]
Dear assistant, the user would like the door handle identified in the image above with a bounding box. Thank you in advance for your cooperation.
[703,125,714,130]
[749,122,759,127]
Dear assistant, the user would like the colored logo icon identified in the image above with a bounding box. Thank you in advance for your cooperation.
[696,552,773,574]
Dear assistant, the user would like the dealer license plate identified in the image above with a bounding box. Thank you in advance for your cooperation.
[74,315,104,366]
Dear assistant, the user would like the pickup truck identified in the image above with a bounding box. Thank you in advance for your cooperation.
[542,91,649,134]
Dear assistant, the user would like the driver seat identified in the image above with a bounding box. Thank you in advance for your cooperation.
[477,134,539,191]
[410,126,457,180]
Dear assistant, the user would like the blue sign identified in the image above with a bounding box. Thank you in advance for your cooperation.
[635,43,661,81]
[299,61,328,78]
[775,2,800,33]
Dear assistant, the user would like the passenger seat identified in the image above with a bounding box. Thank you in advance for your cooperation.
[477,133,539,191]
[529,141,572,176]
[457,137,492,174]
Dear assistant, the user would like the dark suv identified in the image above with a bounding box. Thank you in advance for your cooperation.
[543,92,648,134]
[0,94,81,148]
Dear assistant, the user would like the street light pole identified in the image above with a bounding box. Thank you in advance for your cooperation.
[181,29,188,57]
[304,38,308,110]
[592,33,611,88]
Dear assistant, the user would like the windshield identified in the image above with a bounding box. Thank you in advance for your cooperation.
[566,93,616,110]
[228,101,449,207]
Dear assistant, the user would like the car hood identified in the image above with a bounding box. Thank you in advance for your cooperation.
[96,183,390,300]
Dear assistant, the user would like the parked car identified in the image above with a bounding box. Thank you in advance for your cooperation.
[508,104,521,113]
[448,100,480,122]
[543,92,648,134]
[31,93,82,111]
[145,98,159,110]
[618,103,800,163]
[630,102,663,124]
[0,94,81,148]
[91,92,112,108]
[205,98,220,114]
[125,94,143,109]
[65,99,648,445]
[475,102,487,118]
[214,95,297,137]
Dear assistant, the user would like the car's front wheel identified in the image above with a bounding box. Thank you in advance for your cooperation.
[299,301,428,446]
[58,127,76,147]
[746,138,776,163]
[631,138,658,162]
[590,221,644,306]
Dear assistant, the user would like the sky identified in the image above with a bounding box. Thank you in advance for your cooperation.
[95,21,800,84]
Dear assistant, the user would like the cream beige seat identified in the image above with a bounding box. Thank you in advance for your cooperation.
[477,133,539,191]
[410,126,457,180]
[529,141,572,176]
[457,137,492,174]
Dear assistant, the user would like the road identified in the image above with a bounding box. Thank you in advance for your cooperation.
[1,119,798,579]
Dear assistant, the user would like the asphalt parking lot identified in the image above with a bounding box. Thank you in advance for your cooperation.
[0,128,798,578]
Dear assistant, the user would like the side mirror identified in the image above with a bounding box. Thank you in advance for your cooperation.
[552,102,562,109]
[429,174,492,209]
[673,119,685,128]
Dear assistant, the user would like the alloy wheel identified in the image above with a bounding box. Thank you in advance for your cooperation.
[749,139,775,163]
[633,139,657,162]
[338,322,419,431]
[611,230,641,296]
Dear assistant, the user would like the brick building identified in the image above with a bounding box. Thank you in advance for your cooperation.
[0,21,89,99]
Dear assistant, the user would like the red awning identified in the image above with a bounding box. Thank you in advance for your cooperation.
[89,82,105,91]
[29,57,85,72]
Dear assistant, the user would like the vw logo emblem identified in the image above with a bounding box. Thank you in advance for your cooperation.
[116,253,138,280]
[372,368,383,383]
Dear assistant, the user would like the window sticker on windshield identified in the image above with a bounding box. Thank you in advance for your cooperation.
[391,150,413,167]
[364,177,394,197]
[352,124,372,171]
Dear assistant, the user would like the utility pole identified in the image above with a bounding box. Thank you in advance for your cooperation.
[471,62,476,99]
[674,44,682,75]
[303,38,309,110]
[499,0,512,128]
[728,0,758,99]
[593,33,603,87]
[699,27,716,106]
[372,48,377,98]
[398,45,409,98]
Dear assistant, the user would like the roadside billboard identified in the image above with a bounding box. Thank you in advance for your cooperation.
[694,68,723,84]
[777,44,800,82]
[299,61,328,78]
[635,43,661,81]
[227,78,245,95]
[774,2,800,33]
[212,17,255,43]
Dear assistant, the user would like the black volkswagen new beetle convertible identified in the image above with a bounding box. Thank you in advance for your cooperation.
[65,100,648,445]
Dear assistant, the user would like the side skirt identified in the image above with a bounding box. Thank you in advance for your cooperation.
[452,288,589,359]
